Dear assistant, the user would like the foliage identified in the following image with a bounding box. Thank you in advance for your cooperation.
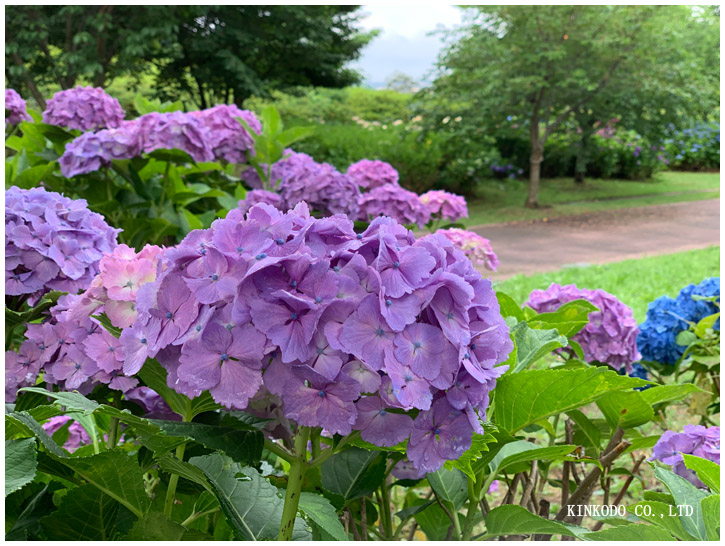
[665,122,721,171]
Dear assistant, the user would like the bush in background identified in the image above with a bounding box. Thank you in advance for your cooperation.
[665,122,720,171]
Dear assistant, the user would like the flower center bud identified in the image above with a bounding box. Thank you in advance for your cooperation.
[315,296,322,304]
[464,353,470,359]
[318,390,326,398]
[290,312,298,320]
[413,341,422,349]
[255,253,267,260]
[220,353,229,361]
[385,299,392,307]
[393,261,400,268]
[316,348,324,355]
[376,328,384,336]
[165,311,173,319]
[290,280,298,287]
[447,312,454,319]
[379,409,387,416]
[236,246,244,252]
[211,274,219,281]
[140,338,147,344]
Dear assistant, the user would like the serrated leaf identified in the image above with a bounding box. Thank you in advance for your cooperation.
[654,464,709,540]
[597,390,654,429]
[5,438,37,495]
[18,387,100,415]
[39,484,119,540]
[488,441,578,480]
[509,322,568,372]
[427,467,468,510]
[126,511,188,540]
[298,492,348,540]
[701,494,719,541]
[640,384,705,406]
[627,501,694,541]
[321,448,387,502]
[155,452,212,493]
[190,454,310,540]
[49,449,150,519]
[682,454,720,493]
[493,367,649,433]
[527,299,599,338]
[567,410,601,457]
[445,427,499,479]
[6,411,65,457]
[496,291,525,321]
[148,148,195,164]
[484,505,588,539]
[582,523,676,541]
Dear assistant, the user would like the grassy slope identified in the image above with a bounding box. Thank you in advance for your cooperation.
[464,171,720,226]
[496,246,721,322]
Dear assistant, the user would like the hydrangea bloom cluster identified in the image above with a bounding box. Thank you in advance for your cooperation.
[651,425,720,488]
[138,111,214,162]
[41,416,91,452]
[525,283,640,373]
[638,278,720,365]
[59,120,143,178]
[5,89,32,126]
[241,150,361,218]
[238,190,285,216]
[358,185,431,228]
[42,86,125,131]
[190,104,261,164]
[5,186,119,303]
[5,290,141,403]
[419,190,469,222]
[437,228,499,272]
[347,159,400,190]
[66,243,163,328]
[125,386,178,420]
[122,202,512,473]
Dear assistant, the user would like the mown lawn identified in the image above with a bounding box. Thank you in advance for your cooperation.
[496,245,721,322]
[464,171,720,226]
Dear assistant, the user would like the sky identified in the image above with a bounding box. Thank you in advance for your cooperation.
[351,5,464,88]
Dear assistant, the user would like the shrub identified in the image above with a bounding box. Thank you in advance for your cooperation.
[665,122,720,171]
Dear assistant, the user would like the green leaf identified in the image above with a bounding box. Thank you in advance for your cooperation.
[682,454,720,493]
[427,467,468,510]
[261,105,283,136]
[148,148,195,164]
[654,464,709,540]
[155,452,213,493]
[49,449,150,519]
[526,299,599,338]
[39,484,119,540]
[623,435,659,455]
[5,483,50,541]
[148,420,263,465]
[276,126,315,147]
[190,454,310,540]
[627,501,694,541]
[445,426,499,480]
[492,367,648,433]
[509,322,568,372]
[496,291,525,321]
[298,492,348,541]
[413,498,455,540]
[126,512,188,540]
[484,505,588,539]
[6,412,66,458]
[320,448,387,502]
[12,163,54,189]
[179,206,204,231]
[489,441,578,479]
[597,390,654,429]
[5,438,37,496]
[566,410,601,457]
[701,494,720,541]
[582,523,677,541]
[18,387,100,415]
[640,384,705,406]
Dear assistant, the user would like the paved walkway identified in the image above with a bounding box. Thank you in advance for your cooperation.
[472,199,721,279]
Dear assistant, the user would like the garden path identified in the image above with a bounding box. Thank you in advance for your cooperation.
[473,198,721,280]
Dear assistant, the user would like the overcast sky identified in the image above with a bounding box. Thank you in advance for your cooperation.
[351,5,464,88]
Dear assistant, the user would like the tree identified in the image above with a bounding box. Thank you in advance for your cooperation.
[5,6,177,109]
[385,72,420,94]
[153,6,376,108]
[429,6,720,207]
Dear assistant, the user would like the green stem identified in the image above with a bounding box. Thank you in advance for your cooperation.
[181,508,220,528]
[164,441,187,518]
[265,437,295,463]
[379,481,394,539]
[107,391,121,449]
[310,429,321,459]
[90,415,101,455]
[451,501,463,540]
[462,476,484,540]
[159,161,171,210]
[278,427,310,541]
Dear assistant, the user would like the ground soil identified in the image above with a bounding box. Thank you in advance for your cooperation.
[472,199,721,279]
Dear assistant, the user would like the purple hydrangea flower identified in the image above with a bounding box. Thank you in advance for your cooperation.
[190,105,261,163]
[347,159,400,190]
[59,120,143,177]
[137,111,214,162]
[5,186,119,303]
[358,185,431,228]
[43,86,125,131]
[125,386,179,420]
[436,229,499,272]
[651,425,720,488]
[42,416,91,452]
[526,283,640,373]
[238,189,285,215]
[419,190,469,222]
[119,201,512,473]
[5,89,32,126]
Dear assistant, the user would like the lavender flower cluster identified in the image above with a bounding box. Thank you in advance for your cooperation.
[651,425,720,488]
[638,278,720,365]
[43,86,125,131]
[5,186,120,303]
[437,228,499,272]
[59,105,261,178]
[346,159,400,189]
[358,185,431,228]
[526,283,640,372]
[41,416,91,452]
[419,190,469,222]
[5,89,32,127]
[120,202,512,473]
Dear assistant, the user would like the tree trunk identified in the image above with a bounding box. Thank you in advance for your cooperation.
[574,132,590,184]
[526,141,544,208]
[9,52,46,110]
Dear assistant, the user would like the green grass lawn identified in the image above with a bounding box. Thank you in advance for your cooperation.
[464,171,720,226]
[496,246,721,322]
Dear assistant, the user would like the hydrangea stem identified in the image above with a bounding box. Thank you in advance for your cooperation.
[462,475,484,540]
[164,441,187,518]
[278,427,310,541]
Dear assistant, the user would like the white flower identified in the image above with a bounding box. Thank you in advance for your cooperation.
[442,116,451,124]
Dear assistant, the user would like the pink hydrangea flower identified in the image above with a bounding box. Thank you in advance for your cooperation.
[437,228,499,272]
[347,159,400,190]
[419,190,469,222]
